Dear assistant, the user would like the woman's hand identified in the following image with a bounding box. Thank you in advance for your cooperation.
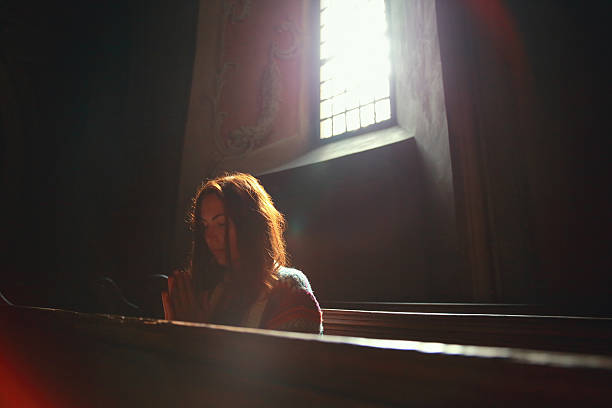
[161,269,209,323]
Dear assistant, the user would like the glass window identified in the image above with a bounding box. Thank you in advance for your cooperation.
[319,0,394,140]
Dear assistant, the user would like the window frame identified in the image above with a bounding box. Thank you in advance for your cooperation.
[312,0,397,145]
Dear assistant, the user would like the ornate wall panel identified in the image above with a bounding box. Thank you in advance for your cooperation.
[209,0,312,174]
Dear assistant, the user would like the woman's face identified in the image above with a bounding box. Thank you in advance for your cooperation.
[200,194,239,267]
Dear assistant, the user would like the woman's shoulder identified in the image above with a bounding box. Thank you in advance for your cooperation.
[262,266,322,334]
[275,266,313,293]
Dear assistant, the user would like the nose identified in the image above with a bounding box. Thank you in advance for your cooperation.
[204,225,224,249]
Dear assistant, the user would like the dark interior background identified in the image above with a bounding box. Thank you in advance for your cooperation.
[1,1,198,311]
[1,0,610,314]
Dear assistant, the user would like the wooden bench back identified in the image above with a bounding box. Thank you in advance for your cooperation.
[322,308,612,355]
[2,305,611,407]
[321,301,611,316]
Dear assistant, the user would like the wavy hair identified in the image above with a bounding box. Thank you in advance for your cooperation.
[186,172,287,319]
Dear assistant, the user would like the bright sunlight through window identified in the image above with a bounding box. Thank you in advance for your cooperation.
[319,0,392,139]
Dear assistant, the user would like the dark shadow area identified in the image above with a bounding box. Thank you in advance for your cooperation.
[1,0,198,313]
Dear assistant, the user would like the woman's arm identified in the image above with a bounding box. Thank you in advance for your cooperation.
[262,289,322,334]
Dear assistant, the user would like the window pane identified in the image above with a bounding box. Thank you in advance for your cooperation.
[375,98,391,122]
[320,7,329,26]
[321,80,333,100]
[360,103,374,127]
[359,86,375,106]
[331,93,345,115]
[320,24,329,43]
[321,61,333,82]
[321,118,332,139]
[332,76,346,96]
[346,108,360,131]
[320,99,332,119]
[346,90,359,110]
[320,41,331,60]
[332,113,346,135]
[374,78,390,100]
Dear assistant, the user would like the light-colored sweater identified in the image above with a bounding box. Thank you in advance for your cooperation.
[208,267,323,334]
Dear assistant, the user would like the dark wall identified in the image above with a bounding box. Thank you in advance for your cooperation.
[438,0,611,310]
[511,0,611,309]
[260,139,428,302]
[1,1,198,309]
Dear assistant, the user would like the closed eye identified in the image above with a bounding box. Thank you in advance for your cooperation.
[202,221,226,229]
[201,214,227,231]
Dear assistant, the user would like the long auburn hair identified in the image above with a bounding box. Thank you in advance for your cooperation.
[186,172,287,321]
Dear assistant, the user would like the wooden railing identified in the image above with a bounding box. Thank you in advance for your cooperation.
[2,305,611,407]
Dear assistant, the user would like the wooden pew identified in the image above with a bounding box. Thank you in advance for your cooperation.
[1,305,611,407]
[322,308,612,356]
[322,301,611,316]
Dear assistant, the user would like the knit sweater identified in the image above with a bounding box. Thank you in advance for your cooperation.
[208,267,323,334]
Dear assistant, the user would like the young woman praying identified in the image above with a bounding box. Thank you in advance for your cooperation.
[162,172,322,334]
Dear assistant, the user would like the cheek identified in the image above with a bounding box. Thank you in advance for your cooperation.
[203,229,212,245]
[204,225,225,248]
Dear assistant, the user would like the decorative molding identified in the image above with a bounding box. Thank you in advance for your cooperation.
[210,62,236,156]
[207,0,250,162]
[226,19,301,155]
[207,1,302,175]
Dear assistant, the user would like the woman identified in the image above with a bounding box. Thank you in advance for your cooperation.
[162,172,322,334]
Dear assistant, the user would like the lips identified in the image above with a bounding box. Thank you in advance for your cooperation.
[211,249,225,255]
